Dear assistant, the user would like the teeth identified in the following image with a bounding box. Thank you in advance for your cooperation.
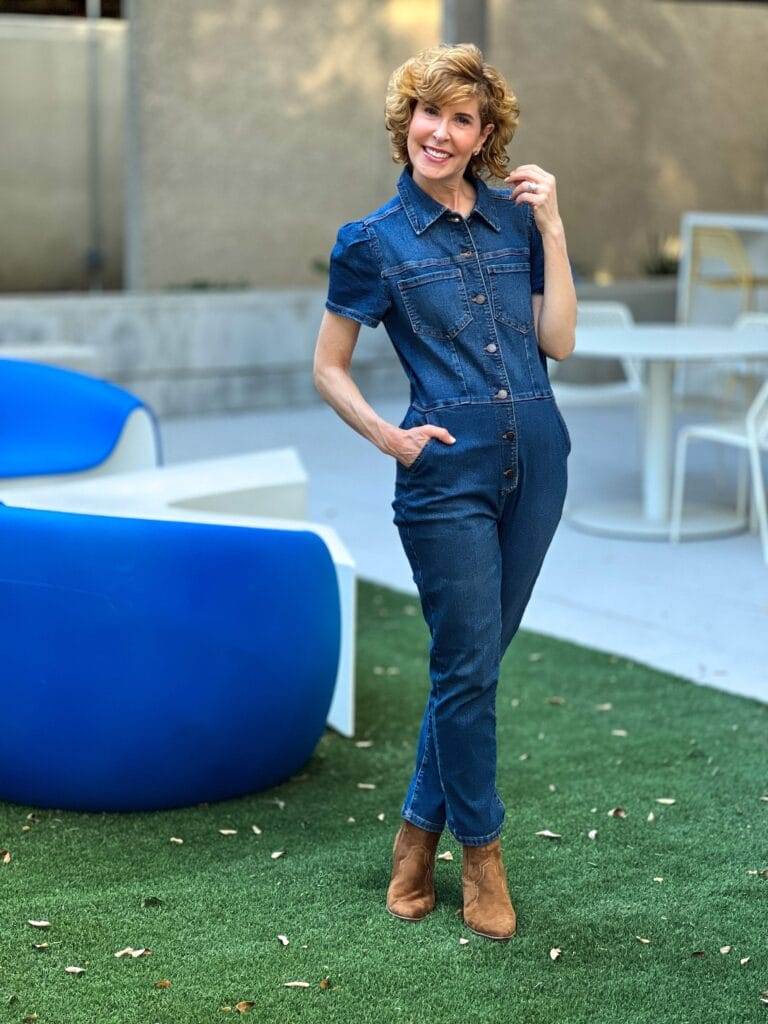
[424,146,450,159]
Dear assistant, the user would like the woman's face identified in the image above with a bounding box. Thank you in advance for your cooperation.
[407,96,493,181]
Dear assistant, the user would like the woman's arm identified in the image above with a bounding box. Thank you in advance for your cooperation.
[506,164,576,362]
[533,222,576,361]
[312,310,453,464]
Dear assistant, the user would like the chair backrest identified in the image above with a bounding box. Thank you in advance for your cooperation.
[0,358,161,478]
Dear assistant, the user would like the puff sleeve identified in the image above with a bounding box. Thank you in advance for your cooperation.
[325,219,391,329]
[528,203,545,296]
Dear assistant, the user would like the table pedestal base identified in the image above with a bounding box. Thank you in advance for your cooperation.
[566,499,748,540]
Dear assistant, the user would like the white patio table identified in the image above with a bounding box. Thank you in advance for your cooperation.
[565,324,768,540]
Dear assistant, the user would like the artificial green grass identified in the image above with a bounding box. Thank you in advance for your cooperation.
[1,578,766,1024]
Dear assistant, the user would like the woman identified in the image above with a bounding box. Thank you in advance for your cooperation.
[313,43,576,941]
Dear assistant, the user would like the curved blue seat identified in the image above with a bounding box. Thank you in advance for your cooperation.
[0,359,162,477]
[0,504,340,811]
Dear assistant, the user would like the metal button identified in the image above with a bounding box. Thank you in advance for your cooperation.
[460,250,473,258]
[473,294,486,304]
[485,343,497,353]
[503,468,515,478]
[495,388,508,399]
[448,215,461,222]
[502,430,516,441]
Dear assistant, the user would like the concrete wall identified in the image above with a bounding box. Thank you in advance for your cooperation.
[0,15,126,291]
[0,279,676,417]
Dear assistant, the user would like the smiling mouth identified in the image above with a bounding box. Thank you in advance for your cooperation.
[423,145,452,160]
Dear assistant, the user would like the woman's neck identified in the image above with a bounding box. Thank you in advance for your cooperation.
[411,165,477,216]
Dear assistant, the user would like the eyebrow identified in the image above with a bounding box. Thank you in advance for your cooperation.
[424,101,476,120]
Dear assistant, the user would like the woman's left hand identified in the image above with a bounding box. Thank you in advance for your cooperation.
[504,165,562,236]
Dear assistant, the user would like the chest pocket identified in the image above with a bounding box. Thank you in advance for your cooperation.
[397,268,474,340]
[487,261,532,335]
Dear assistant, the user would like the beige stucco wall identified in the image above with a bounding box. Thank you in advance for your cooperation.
[124,0,442,290]
[0,15,125,292]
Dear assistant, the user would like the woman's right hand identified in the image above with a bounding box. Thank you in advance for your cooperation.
[392,424,455,468]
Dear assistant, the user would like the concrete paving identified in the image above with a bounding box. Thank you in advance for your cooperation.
[159,389,768,706]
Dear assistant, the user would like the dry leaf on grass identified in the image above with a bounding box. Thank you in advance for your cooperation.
[234,1000,255,1013]
[611,729,628,737]
[1,849,11,863]
[64,966,85,975]
[251,825,262,835]
[357,783,376,790]
[153,979,172,988]
[595,703,612,711]
[437,851,453,861]
[27,921,50,929]
[277,935,289,946]
[271,851,285,860]
[549,948,561,960]
[587,829,598,840]
[546,696,565,705]
[377,812,386,821]
[219,829,238,836]
[720,945,732,954]
[608,807,626,818]
[355,740,374,748]
[535,830,562,840]
[32,943,49,951]
[459,937,469,945]
[655,798,676,805]
[114,947,151,958]
[284,980,310,988]
[636,936,651,944]
[169,837,184,844]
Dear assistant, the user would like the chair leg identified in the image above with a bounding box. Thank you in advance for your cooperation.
[735,448,749,521]
[670,430,691,543]
[747,443,768,566]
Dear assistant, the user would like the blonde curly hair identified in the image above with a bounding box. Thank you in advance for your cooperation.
[384,43,520,182]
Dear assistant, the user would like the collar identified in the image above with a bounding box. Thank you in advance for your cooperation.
[396,163,502,234]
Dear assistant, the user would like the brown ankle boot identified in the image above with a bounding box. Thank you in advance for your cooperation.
[461,836,517,940]
[386,819,442,921]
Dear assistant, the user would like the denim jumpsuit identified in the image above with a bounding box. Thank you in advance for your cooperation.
[326,163,571,846]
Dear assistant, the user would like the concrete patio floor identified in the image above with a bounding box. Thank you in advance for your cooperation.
[159,390,768,706]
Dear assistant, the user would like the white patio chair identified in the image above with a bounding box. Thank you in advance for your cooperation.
[669,373,768,565]
[548,301,644,406]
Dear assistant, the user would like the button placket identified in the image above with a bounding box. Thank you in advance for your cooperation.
[458,220,515,401]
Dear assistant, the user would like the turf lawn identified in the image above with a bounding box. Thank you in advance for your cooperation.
[1,578,766,1024]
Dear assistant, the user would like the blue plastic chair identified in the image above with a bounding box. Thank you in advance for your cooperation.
[0,503,341,811]
[0,359,162,480]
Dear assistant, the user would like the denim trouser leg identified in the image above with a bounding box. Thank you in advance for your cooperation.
[393,398,569,847]
[399,512,505,844]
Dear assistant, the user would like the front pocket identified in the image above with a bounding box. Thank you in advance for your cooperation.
[397,268,474,340]
[487,262,533,334]
[403,436,436,472]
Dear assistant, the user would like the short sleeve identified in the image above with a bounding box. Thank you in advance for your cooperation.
[528,204,545,295]
[325,220,391,329]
